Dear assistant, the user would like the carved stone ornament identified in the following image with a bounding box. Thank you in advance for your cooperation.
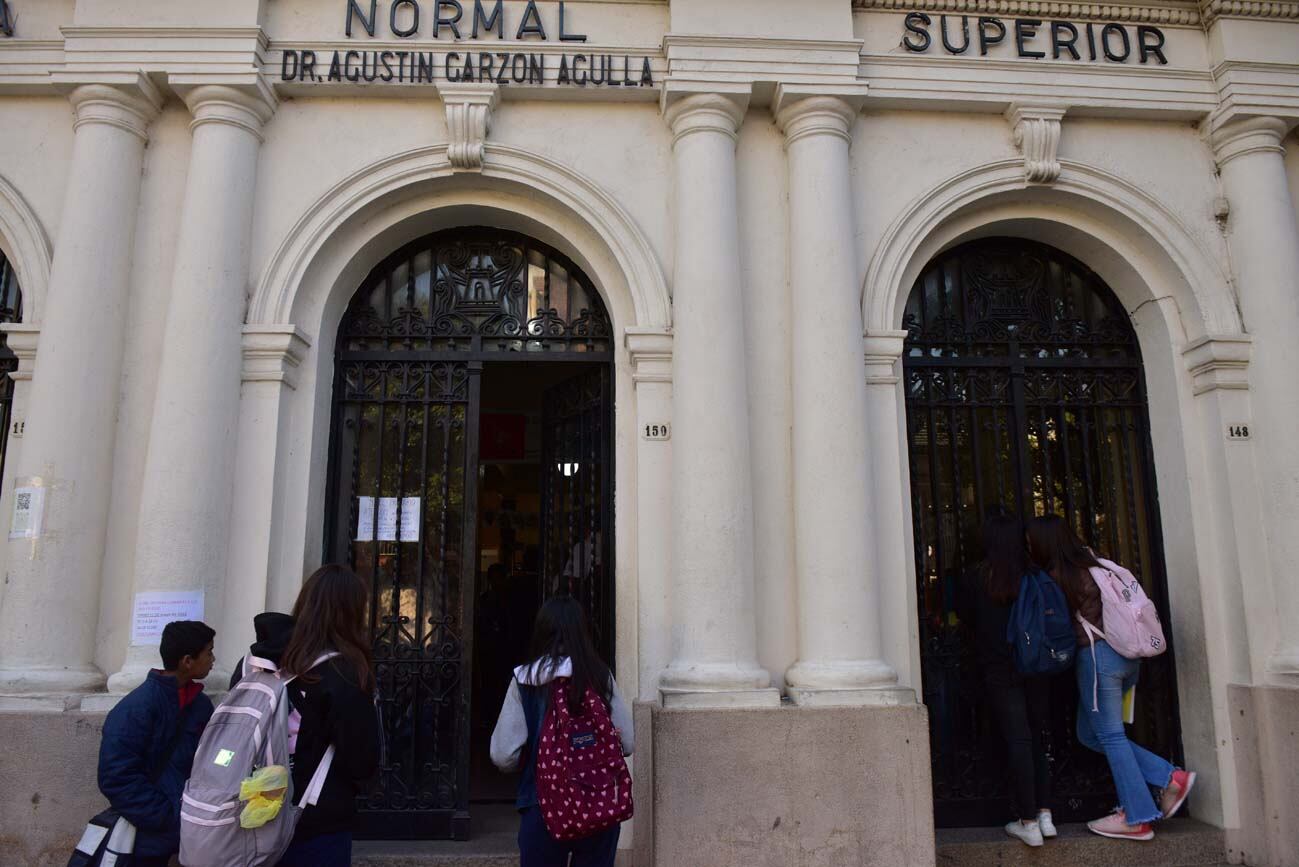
[1006,104,1066,184]
[439,83,499,171]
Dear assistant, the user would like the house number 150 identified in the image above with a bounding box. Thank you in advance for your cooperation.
[644,424,670,440]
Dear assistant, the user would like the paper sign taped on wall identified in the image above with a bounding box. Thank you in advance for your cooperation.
[130,590,205,645]
[9,485,45,540]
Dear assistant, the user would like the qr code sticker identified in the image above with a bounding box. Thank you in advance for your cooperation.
[16,492,30,510]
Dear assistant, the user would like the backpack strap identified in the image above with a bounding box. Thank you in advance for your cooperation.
[296,744,335,809]
[281,651,341,687]
[1077,614,1104,712]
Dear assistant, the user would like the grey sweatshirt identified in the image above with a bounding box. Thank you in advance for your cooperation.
[489,656,634,771]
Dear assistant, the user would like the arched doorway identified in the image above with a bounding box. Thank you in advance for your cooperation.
[902,237,1182,827]
[0,248,22,479]
[323,227,614,839]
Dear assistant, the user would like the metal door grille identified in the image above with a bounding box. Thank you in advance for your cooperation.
[901,238,1181,827]
[0,251,22,482]
[324,229,612,839]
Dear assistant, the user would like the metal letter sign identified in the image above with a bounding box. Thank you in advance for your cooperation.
[0,2,13,38]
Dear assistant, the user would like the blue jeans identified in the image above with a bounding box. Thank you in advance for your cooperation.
[276,831,353,867]
[519,805,621,867]
[1075,639,1174,824]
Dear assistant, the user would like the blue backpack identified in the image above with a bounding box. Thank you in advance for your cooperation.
[1006,570,1076,675]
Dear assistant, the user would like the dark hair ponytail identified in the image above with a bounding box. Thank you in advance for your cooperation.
[981,513,1026,604]
[281,564,375,694]
[1025,514,1101,611]
[525,595,612,715]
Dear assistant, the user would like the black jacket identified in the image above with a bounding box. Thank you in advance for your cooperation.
[230,613,381,842]
[97,672,214,857]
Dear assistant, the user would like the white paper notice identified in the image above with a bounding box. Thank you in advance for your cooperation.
[130,590,205,645]
[400,496,420,542]
[356,496,375,542]
[376,497,399,542]
[9,485,45,540]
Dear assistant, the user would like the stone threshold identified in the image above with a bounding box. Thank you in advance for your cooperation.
[936,817,1225,867]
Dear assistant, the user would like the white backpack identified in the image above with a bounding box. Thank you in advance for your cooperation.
[179,653,337,867]
[1078,558,1167,709]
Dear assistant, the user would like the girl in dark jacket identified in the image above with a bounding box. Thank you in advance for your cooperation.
[274,564,381,867]
[1027,515,1195,842]
[959,512,1055,847]
[489,595,633,867]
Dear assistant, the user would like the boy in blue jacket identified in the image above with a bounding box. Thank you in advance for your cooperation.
[97,620,216,867]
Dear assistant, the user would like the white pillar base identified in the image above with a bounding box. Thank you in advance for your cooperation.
[660,687,782,710]
[787,686,917,708]
[785,658,898,691]
[1267,645,1299,677]
[0,664,105,695]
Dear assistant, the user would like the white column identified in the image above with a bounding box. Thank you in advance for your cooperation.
[0,80,161,693]
[775,88,901,705]
[658,91,775,707]
[865,330,923,691]
[107,85,275,692]
[1212,116,1299,677]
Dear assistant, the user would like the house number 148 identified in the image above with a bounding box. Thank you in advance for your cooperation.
[1227,424,1250,441]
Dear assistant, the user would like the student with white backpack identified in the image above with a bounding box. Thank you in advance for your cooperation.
[1027,515,1195,842]
[184,566,380,867]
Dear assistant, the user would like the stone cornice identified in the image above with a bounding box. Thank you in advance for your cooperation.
[1200,0,1299,24]
[241,325,310,389]
[0,324,39,382]
[864,329,909,385]
[1183,334,1251,395]
[625,327,673,384]
[853,0,1204,26]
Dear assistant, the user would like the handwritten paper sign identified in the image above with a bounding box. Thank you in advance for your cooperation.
[130,590,205,645]
[357,495,420,542]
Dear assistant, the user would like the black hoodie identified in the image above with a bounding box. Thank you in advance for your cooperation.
[229,612,381,842]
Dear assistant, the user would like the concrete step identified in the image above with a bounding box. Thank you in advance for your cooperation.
[937,818,1225,867]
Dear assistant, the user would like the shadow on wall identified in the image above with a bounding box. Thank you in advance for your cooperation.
[0,711,108,867]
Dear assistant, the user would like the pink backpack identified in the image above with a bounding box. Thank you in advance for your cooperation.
[534,677,633,841]
[1078,558,1167,709]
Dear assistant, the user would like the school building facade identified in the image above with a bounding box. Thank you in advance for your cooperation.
[0,0,1297,864]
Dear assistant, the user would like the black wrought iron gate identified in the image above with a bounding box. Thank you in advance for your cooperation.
[324,228,613,839]
[901,237,1182,827]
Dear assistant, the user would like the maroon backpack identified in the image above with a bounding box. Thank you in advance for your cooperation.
[534,677,633,840]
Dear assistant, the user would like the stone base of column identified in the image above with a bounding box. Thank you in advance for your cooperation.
[0,664,105,695]
[638,701,934,866]
[1266,644,1299,676]
[786,686,917,708]
[659,661,780,709]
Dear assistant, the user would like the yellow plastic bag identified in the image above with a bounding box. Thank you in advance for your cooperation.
[238,765,290,829]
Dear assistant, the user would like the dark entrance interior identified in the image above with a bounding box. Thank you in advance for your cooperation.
[323,228,614,839]
[902,237,1182,828]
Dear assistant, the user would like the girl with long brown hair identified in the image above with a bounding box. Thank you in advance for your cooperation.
[1026,515,1195,842]
[273,564,380,867]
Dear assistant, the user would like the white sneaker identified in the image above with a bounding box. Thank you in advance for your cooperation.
[1037,810,1058,838]
[1005,820,1044,847]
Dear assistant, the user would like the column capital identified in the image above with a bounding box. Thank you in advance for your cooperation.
[242,325,311,390]
[625,327,673,384]
[0,323,38,381]
[1006,103,1067,184]
[1183,334,1252,395]
[772,84,867,148]
[662,89,749,145]
[64,74,163,143]
[1211,116,1288,169]
[178,83,277,142]
[438,82,499,171]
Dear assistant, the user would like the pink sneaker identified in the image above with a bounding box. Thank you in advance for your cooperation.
[1160,769,1196,819]
[1087,810,1154,841]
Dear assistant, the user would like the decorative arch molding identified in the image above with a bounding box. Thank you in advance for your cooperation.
[0,172,51,324]
[863,158,1239,343]
[250,143,670,333]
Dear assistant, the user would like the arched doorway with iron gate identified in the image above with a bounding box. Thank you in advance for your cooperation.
[902,236,1183,828]
[322,227,614,839]
[0,248,22,479]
